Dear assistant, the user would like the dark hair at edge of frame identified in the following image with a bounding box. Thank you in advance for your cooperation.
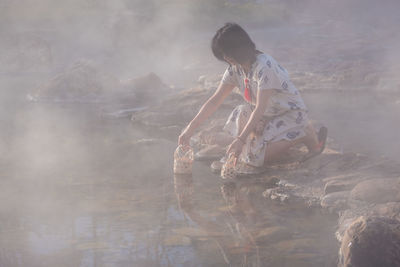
[341,216,400,267]
[211,23,257,65]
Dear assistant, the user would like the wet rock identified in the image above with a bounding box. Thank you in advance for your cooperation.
[121,72,170,103]
[192,125,233,148]
[337,208,366,241]
[211,160,224,173]
[262,178,324,206]
[320,191,350,213]
[323,172,365,183]
[29,61,170,105]
[263,188,290,203]
[350,178,400,204]
[262,182,295,203]
[368,202,400,222]
[339,216,400,267]
[337,202,400,241]
[324,178,361,195]
[194,144,225,161]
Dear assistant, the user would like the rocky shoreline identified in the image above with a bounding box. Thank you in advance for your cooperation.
[130,76,400,258]
[27,58,400,263]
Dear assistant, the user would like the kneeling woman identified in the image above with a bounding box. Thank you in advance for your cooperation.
[179,23,326,168]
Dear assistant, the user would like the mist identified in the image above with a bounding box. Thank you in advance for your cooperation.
[0,0,399,266]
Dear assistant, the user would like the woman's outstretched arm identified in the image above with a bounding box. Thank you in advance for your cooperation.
[178,82,235,146]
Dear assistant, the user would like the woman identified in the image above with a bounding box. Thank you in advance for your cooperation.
[179,23,326,169]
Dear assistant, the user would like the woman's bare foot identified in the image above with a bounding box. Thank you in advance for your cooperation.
[299,126,328,163]
[303,122,326,153]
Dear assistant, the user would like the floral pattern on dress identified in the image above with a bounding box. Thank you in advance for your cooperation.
[220,53,310,167]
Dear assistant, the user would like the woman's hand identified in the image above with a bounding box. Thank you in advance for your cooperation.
[226,137,245,157]
[177,83,235,147]
[178,127,192,146]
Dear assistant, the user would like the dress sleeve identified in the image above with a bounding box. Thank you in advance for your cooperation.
[257,63,287,92]
[221,65,238,86]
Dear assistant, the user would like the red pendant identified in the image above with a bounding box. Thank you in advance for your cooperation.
[244,78,251,102]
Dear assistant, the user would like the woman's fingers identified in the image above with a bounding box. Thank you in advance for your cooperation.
[227,139,244,157]
[178,135,186,146]
[178,132,190,146]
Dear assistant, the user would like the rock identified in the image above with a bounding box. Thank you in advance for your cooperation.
[323,172,367,183]
[211,160,224,173]
[350,178,400,204]
[336,208,367,242]
[263,187,291,203]
[337,202,400,241]
[194,144,225,161]
[29,61,170,105]
[320,191,350,213]
[371,202,400,221]
[324,178,361,195]
[339,216,400,267]
[121,72,170,102]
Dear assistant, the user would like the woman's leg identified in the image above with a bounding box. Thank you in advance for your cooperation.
[264,139,299,163]
[263,123,323,164]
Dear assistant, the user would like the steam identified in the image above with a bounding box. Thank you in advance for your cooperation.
[0,0,399,265]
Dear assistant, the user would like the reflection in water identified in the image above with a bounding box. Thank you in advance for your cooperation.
[0,99,339,266]
[174,174,234,265]
[174,174,339,267]
[220,181,260,266]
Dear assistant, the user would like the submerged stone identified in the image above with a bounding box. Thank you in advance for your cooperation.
[321,191,350,213]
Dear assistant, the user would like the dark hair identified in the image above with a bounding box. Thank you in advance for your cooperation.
[340,216,400,267]
[211,23,257,65]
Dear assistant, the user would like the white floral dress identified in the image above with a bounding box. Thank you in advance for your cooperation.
[222,53,309,167]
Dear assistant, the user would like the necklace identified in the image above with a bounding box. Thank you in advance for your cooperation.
[243,64,254,103]
[244,77,251,102]
[243,53,260,104]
